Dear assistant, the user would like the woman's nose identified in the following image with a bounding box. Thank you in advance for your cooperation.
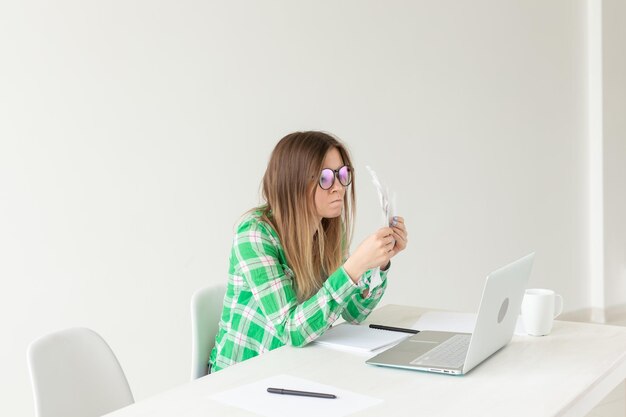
[330,177,344,192]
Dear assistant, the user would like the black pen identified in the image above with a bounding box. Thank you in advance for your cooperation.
[267,387,337,399]
[369,324,420,334]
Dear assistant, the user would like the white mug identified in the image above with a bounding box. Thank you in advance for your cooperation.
[521,289,563,336]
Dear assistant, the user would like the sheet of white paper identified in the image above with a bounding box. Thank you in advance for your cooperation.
[515,318,528,335]
[209,374,383,417]
[412,311,527,336]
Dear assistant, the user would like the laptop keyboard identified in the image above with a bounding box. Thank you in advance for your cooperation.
[410,334,471,369]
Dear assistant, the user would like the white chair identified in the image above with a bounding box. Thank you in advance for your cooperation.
[191,283,226,379]
[27,327,134,417]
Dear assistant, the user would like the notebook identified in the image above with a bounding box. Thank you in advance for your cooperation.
[313,323,411,353]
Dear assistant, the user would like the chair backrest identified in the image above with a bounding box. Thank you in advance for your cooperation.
[27,327,134,417]
[190,283,227,379]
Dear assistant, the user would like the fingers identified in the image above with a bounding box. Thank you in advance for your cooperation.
[391,218,406,232]
[392,228,407,241]
[375,219,407,256]
[368,230,391,245]
[391,216,404,224]
[360,218,406,268]
[377,227,394,237]
[373,229,395,255]
[385,236,395,252]
[390,217,408,253]
[391,217,407,240]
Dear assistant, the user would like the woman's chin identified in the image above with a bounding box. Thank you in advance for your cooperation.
[322,209,343,219]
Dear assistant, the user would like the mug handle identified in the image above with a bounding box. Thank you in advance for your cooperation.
[554,294,564,318]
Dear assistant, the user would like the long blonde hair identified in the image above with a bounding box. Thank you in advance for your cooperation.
[259,131,356,301]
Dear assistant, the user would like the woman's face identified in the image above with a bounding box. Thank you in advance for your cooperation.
[314,147,346,220]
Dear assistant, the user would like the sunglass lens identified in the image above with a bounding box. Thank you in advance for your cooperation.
[319,169,335,190]
[338,166,351,186]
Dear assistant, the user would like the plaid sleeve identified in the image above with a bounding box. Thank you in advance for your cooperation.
[341,267,389,323]
[234,219,360,347]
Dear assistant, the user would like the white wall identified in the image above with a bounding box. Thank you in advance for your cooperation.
[0,0,608,415]
[603,0,626,311]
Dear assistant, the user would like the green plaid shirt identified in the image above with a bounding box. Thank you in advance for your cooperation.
[209,211,388,372]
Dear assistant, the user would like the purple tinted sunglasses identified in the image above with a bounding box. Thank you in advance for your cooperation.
[319,165,352,190]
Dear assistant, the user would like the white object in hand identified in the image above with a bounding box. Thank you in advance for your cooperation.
[365,165,397,288]
[521,289,563,336]
[365,165,396,227]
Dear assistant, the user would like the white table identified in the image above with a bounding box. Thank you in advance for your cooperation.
[105,305,626,417]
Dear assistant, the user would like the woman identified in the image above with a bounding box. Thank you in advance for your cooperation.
[209,131,408,372]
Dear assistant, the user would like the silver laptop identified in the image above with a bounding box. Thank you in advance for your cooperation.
[366,253,534,375]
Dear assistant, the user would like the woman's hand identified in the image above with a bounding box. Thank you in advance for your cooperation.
[390,216,408,255]
[343,217,409,283]
[344,227,396,283]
